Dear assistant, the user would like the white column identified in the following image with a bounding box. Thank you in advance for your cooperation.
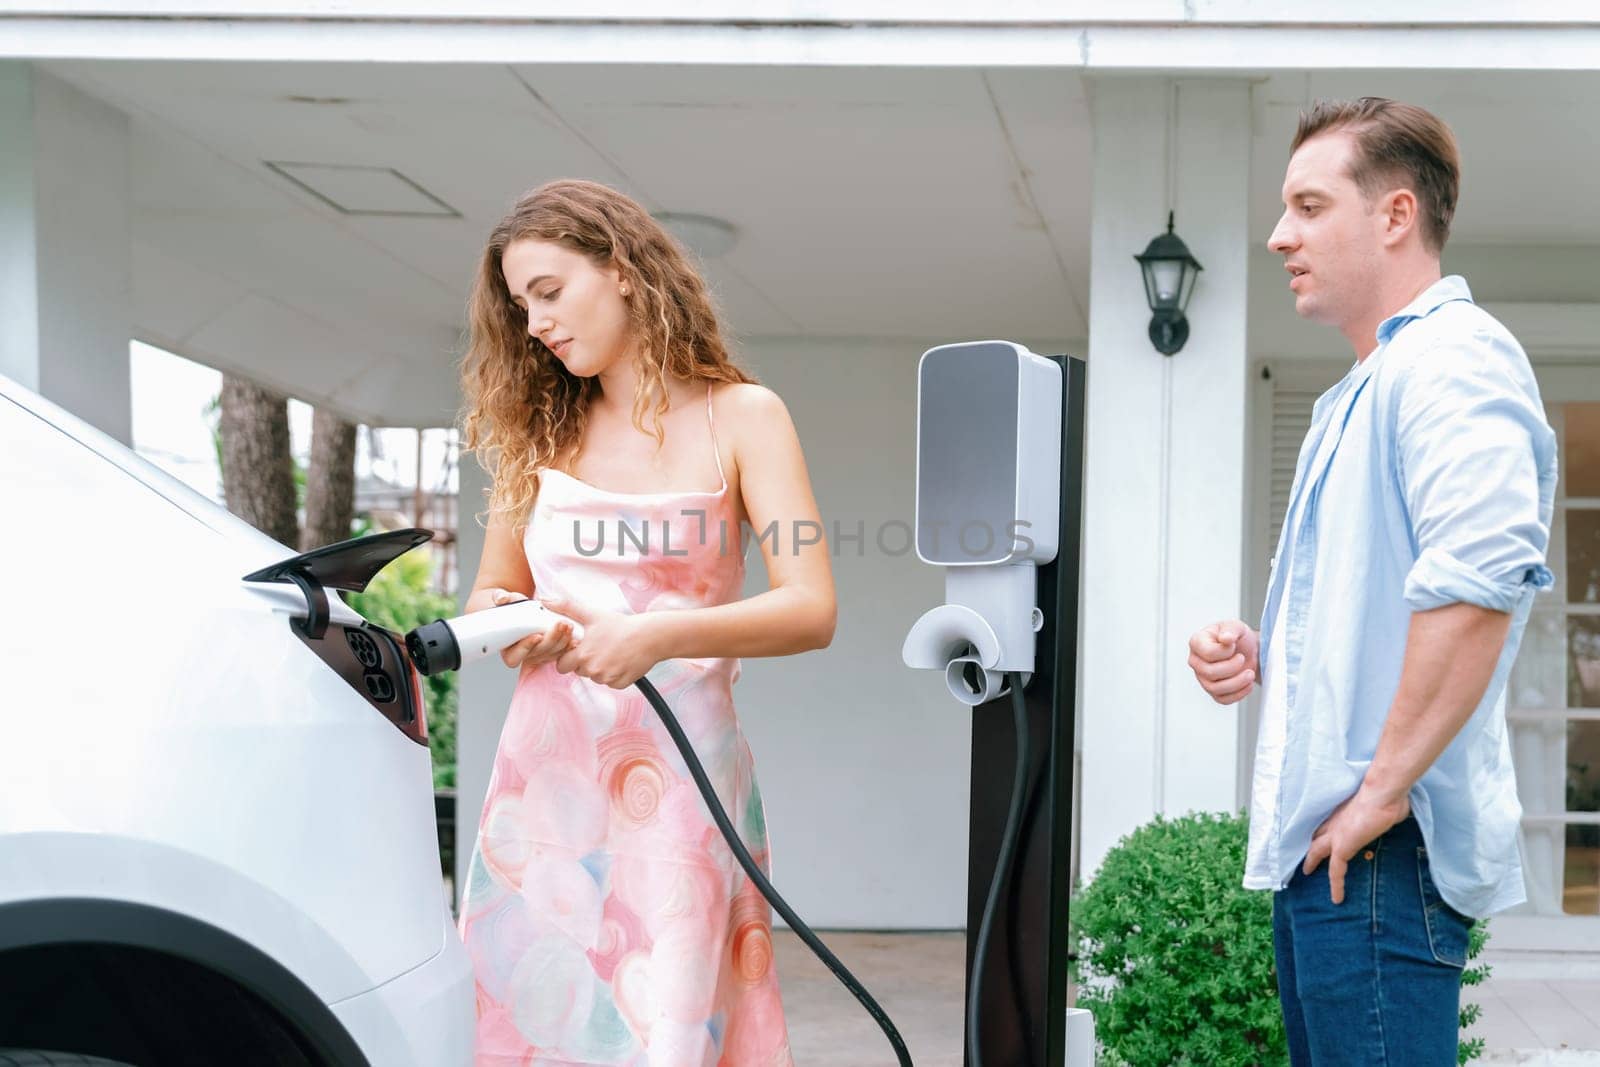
[452,454,517,900]
[1078,78,1252,880]
[0,63,133,443]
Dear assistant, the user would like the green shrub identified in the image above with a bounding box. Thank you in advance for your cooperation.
[346,549,458,789]
[1072,811,1489,1066]
[1459,920,1491,1065]
[1072,811,1285,1066]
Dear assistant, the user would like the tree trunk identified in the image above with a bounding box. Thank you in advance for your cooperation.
[218,374,299,547]
[302,408,358,550]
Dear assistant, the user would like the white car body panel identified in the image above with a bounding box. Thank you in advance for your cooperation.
[0,375,473,1063]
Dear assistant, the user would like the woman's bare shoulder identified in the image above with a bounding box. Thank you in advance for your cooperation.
[712,381,788,424]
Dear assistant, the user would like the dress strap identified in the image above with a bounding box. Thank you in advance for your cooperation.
[706,383,728,490]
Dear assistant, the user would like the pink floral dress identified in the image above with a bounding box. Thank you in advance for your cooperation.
[458,385,793,1066]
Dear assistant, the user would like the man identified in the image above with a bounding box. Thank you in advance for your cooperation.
[1188,98,1557,1065]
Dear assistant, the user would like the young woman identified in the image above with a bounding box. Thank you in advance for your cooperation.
[455,179,836,1066]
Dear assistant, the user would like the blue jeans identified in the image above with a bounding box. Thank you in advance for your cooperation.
[1273,817,1473,1066]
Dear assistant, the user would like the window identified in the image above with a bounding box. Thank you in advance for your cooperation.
[1509,402,1600,916]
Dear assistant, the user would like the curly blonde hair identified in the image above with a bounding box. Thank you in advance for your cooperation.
[460,179,757,525]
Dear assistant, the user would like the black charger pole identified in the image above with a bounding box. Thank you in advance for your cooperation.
[964,354,1086,1066]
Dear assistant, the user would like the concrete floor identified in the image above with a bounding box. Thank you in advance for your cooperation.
[1475,974,1600,1060]
[774,932,1600,1066]
[775,931,966,1067]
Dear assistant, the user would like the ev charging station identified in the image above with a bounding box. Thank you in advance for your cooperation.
[904,341,1091,1066]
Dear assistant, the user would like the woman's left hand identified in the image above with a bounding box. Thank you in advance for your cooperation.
[539,592,667,689]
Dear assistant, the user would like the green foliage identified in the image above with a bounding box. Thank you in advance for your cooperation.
[346,549,458,789]
[1458,920,1492,1065]
[1071,811,1491,1067]
[1072,811,1286,1066]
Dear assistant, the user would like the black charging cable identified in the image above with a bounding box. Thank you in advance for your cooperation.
[966,672,1033,1067]
[634,676,914,1067]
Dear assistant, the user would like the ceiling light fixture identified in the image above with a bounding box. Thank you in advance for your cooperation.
[653,212,739,260]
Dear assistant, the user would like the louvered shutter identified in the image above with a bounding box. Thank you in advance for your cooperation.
[1267,383,1320,551]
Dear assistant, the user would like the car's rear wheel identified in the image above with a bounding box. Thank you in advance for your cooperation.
[0,944,327,1066]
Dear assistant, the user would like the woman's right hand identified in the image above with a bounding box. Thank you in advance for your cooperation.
[485,588,577,670]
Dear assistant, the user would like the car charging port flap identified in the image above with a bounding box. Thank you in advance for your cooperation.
[243,529,435,745]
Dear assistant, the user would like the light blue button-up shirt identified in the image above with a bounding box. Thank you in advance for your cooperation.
[1244,275,1557,918]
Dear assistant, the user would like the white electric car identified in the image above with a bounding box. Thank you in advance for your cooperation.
[0,375,474,1066]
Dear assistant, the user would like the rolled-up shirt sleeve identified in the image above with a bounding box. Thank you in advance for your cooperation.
[1396,332,1556,614]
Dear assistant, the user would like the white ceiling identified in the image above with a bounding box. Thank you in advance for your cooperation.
[43,60,1092,425]
[36,60,1600,423]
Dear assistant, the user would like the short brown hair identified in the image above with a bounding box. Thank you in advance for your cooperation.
[1292,97,1460,253]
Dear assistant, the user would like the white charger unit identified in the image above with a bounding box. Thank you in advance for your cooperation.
[902,340,1063,705]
